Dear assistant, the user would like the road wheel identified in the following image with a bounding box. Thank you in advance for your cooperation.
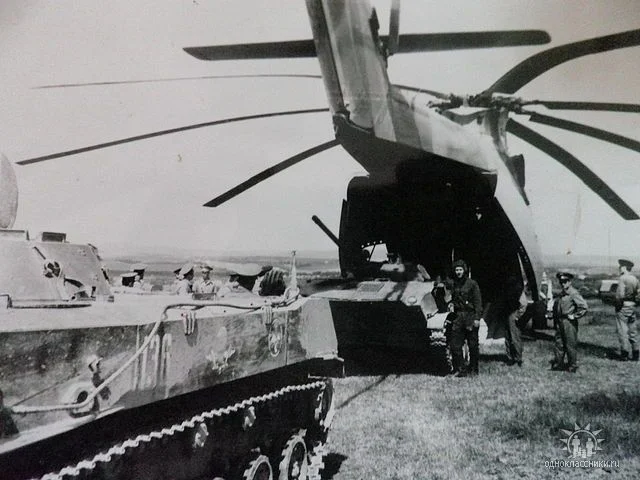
[240,453,272,480]
[277,433,308,480]
[306,442,328,480]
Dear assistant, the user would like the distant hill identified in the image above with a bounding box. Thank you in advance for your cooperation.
[100,244,623,277]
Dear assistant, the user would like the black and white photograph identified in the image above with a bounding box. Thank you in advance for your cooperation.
[1,1,640,478]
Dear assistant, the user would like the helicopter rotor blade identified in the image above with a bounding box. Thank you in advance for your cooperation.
[387,0,401,56]
[525,100,640,113]
[17,108,329,165]
[185,40,317,61]
[184,30,549,61]
[33,74,322,89]
[392,31,550,54]
[393,84,451,100]
[203,139,339,207]
[506,119,639,220]
[524,112,640,154]
[485,29,640,95]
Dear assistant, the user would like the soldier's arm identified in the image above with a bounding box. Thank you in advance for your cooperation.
[571,292,588,319]
[473,281,483,321]
[516,290,528,317]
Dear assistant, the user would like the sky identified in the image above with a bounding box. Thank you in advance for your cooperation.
[0,0,639,261]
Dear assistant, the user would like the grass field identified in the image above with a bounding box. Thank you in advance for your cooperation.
[323,299,640,479]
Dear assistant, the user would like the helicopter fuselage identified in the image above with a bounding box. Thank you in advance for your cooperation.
[306,0,544,322]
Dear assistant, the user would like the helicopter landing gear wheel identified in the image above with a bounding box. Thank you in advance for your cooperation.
[277,432,308,480]
[239,453,273,480]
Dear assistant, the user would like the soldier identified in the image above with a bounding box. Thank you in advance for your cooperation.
[0,388,18,438]
[504,275,528,367]
[449,259,482,377]
[551,272,588,372]
[131,263,147,281]
[175,263,195,296]
[193,264,219,295]
[259,267,286,296]
[613,259,639,361]
[132,274,144,289]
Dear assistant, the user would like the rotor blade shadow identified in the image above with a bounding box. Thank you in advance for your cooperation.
[507,119,639,220]
[17,108,329,165]
[337,375,388,410]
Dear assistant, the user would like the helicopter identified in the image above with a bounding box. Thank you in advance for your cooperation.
[7,0,640,339]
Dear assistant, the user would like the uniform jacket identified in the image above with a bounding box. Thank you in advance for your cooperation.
[553,286,588,322]
[193,278,218,294]
[175,279,193,296]
[451,276,483,328]
[615,272,639,309]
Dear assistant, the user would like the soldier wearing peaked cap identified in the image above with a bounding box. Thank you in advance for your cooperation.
[551,271,588,372]
[193,264,219,295]
[175,263,194,296]
[131,263,147,279]
[614,259,640,361]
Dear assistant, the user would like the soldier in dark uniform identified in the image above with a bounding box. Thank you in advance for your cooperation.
[504,275,528,366]
[449,259,483,376]
[551,272,588,372]
[0,388,18,438]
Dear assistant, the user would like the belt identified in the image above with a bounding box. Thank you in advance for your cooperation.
[623,301,637,306]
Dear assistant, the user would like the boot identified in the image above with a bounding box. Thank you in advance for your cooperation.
[619,350,629,361]
[632,350,639,362]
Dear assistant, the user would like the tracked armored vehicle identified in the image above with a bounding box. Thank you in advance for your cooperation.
[0,157,342,480]
[307,174,543,366]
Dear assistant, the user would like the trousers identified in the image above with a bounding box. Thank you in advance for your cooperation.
[616,303,638,354]
[450,326,479,373]
[505,310,523,363]
[554,317,578,367]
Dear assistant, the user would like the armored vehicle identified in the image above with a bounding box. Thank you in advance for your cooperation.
[0,226,342,480]
[307,173,545,366]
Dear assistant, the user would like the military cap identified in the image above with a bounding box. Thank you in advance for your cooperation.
[179,263,194,276]
[131,263,147,271]
[556,271,574,281]
[618,259,634,270]
[231,263,262,277]
[452,259,468,271]
[200,264,213,272]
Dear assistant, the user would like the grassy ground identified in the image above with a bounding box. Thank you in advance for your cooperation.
[323,300,640,479]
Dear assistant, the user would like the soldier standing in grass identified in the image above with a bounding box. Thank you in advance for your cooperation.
[613,259,639,361]
[504,275,528,367]
[449,259,482,377]
[551,272,588,373]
